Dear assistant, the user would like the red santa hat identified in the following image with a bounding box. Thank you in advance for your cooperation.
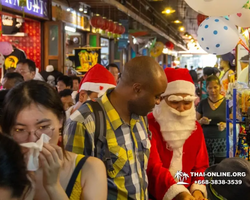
[78,64,116,97]
[162,68,195,97]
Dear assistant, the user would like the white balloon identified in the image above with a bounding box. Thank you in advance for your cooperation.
[228,8,250,27]
[0,53,5,69]
[185,0,247,16]
[197,17,239,55]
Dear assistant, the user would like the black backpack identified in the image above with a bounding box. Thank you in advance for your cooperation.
[86,98,152,172]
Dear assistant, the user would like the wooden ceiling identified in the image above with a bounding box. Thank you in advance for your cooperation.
[60,0,199,48]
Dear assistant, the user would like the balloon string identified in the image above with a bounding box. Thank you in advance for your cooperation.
[239,38,250,53]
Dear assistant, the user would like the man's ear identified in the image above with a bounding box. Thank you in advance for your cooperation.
[79,90,87,103]
[31,71,36,78]
[132,83,142,94]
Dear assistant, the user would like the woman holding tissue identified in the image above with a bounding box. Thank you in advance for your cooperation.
[196,75,227,166]
[1,80,107,200]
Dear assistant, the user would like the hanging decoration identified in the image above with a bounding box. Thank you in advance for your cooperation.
[185,0,247,17]
[165,41,174,50]
[150,42,164,57]
[100,17,109,35]
[197,14,207,26]
[90,14,105,32]
[197,17,239,55]
[0,42,13,56]
[19,0,27,18]
[228,1,250,28]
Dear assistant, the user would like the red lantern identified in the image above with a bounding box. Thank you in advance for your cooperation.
[165,41,174,50]
[106,20,115,32]
[197,14,207,26]
[120,26,125,34]
[90,15,104,28]
[112,22,119,34]
[101,17,109,30]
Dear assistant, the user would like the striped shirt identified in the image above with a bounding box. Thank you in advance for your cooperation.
[64,89,151,200]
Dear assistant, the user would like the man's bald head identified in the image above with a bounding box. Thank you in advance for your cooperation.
[120,56,166,87]
[116,56,167,116]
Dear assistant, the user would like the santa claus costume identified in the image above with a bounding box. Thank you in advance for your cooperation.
[147,68,209,200]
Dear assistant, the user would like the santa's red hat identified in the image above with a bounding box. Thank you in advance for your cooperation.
[162,68,195,96]
[78,64,116,97]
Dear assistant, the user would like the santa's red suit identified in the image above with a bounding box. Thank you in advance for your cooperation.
[147,68,209,200]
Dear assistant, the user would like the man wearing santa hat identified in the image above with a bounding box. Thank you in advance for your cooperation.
[147,68,209,200]
[65,63,117,119]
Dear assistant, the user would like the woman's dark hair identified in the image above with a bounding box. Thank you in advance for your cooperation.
[1,80,66,153]
[206,75,221,88]
[203,67,215,76]
[0,134,30,198]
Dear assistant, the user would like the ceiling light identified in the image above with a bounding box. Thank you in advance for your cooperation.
[173,20,181,24]
[67,8,71,12]
[162,8,175,14]
[188,35,192,39]
[179,26,185,32]
[83,6,88,14]
[79,5,83,12]
[191,39,194,42]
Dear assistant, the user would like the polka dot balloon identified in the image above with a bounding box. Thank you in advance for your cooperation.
[197,17,239,55]
[185,0,247,17]
[0,42,13,56]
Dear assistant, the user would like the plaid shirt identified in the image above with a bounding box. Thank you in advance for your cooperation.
[64,89,151,200]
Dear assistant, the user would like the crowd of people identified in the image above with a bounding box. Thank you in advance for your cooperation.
[0,56,250,200]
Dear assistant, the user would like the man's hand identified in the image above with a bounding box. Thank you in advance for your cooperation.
[192,190,206,200]
[175,192,195,200]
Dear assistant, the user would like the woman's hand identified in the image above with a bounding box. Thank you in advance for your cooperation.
[192,190,206,200]
[218,122,226,132]
[199,117,211,125]
[39,143,63,189]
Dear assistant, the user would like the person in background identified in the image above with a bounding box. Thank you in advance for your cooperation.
[198,67,216,100]
[57,75,72,93]
[206,157,250,200]
[15,59,36,81]
[40,65,64,88]
[59,89,74,112]
[106,63,120,83]
[220,53,235,95]
[0,134,31,200]
[189,70,200,106]
[2,72,24,90]
[238,54,249,83]
[65,64,117,119]
[1,80,107,200]
[71,76,81,91]
[197,75,227,166]
[64,57,167,200]
[147,68,209,200]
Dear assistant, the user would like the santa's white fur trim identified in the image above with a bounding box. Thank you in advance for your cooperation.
[79,82,115,97]
[169,147,183,177]
[163,184,190,200]
[190,183,207,198]
[162,80,195,97]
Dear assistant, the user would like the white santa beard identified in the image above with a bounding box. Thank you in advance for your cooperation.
[153,100,197,177]
[153,100,196,149]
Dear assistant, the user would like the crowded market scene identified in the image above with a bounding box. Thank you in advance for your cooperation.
[1,0,250,200]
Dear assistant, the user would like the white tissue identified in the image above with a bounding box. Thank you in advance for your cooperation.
[20,134,51,171]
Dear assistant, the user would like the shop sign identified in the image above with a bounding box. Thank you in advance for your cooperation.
[2,0,49,19]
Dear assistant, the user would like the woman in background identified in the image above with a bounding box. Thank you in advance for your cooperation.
[1,80,107,200]
[0,133,31,200]
[196,75,227,166]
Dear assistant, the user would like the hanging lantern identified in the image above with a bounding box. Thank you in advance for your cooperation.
[112,22,118,34]
[165,41,174,50]
[106,20,115,33]
[100,17,109,35]
[197,14,207,26]
[120,25,125,35]
[90,14,104,29]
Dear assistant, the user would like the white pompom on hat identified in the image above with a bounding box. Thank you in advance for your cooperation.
[162,68,195,97]
[78,64,117,97]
